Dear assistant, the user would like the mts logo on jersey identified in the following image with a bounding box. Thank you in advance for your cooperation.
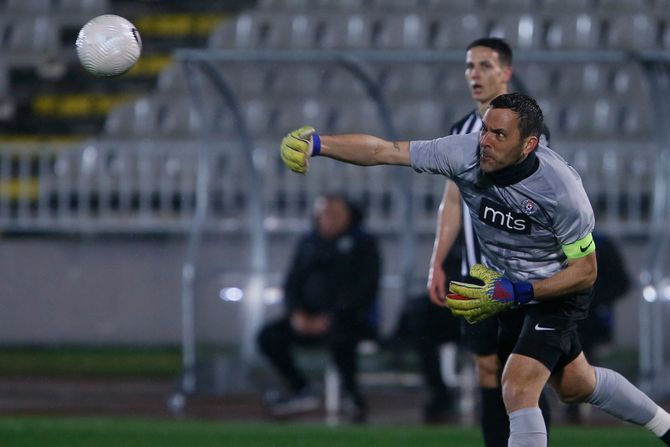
[478,198,531,234]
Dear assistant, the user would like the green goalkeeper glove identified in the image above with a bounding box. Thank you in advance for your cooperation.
[446,264,534,324]
[280,126,321,174]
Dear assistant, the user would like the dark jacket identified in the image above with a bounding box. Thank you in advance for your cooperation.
[283,227,381,325]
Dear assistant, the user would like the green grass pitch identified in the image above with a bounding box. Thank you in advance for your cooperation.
[0,416,664,447]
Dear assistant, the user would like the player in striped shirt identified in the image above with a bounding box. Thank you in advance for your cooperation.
[279,92,670,446]
[426,38,550,445]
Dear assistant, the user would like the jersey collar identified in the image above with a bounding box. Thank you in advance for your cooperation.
[480,150,539,187]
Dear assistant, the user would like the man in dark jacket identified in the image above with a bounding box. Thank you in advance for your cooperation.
[257,193,381,419]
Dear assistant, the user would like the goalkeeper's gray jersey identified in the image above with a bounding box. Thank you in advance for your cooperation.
[410,132,594,283]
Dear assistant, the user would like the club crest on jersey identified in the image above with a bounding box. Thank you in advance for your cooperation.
[521,199,538,215]
[478,198,531,235]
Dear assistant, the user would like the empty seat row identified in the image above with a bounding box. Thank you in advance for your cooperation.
[209,11,670,51]
[157,60,648,103]
[102,93,464,140]
[257,0,668,14]
[102,91,651,142]
[539,96,652,141]
[515,62,648,98]
[0,17,61,62]
[2,0,110,25]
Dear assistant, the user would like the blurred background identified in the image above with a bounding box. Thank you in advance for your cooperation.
[1,0,670,425]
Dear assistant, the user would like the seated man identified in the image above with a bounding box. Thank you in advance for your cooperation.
[257,193,381,420]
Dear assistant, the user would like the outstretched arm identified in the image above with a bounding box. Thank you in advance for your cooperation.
[427,180,462,307]
[321,134,410,166]
[280,126,410,173]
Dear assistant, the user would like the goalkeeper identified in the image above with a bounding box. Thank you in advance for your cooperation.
[279,92,670,446]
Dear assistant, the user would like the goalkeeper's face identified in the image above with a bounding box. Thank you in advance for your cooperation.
[479,108,538,173]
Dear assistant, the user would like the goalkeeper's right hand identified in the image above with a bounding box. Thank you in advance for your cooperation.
[280,126,321,174]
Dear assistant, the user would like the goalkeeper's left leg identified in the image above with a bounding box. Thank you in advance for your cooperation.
[583,366,670,444]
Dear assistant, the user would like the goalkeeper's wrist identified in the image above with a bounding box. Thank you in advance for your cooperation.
[312,133,321,156]
[512,281,534,304]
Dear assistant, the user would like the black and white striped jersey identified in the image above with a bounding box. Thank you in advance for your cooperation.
[447,109,550,278]
[448,110,485,278]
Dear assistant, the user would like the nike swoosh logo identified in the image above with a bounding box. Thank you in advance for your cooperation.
[580,240,594,253]
[534,323,555,331]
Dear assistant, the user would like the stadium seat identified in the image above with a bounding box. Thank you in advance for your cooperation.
[488,14,543,50]
[424,0,480,11]
[153,97,204,138]
[57,0,110,14]
[367,0,425,11]
[315,0,377,10]
[375,13,429,49]
[285,14,322,49]
[258,0,378,11]
[513,62,556,97]
[560,98,622,139]
[156,64,190,94]
[0,61,14,122]
[534,97,560,139]
[53,0,111,26]
[275,99,330,135]
[598,0,654,11]
[0,62,8,97]
[654,0,670,18]
[392,99,450,140]
[318,13,375,49]
[1,16,60,59]
[431,15,485,50]
[4,0,51,14]
[610,65,648,98]
[431,65,468,100]
[272,66,326,98]
[556,63,610,98]
[379,64,441,99]
[215,12,322,49]
[321,68,368,98]
[103,96,195,139]
[483,0,538,10]
[556,63,647,99]
[619,102,651,138]
[662,25,670,50]
[255,0,310,9]
[544,14,602,49]
[103,103,139,137]
[235,98,278,137]
[208,12,287,48]
[217,64,275,98]
[541,0,596,11]
[605,14,658,50]
[330,99,387,136]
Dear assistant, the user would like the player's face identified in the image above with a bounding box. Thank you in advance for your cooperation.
[465,46,511,105]
[315,198,352,239]
[479,107,537,173]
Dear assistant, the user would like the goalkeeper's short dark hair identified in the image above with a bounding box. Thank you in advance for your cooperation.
[490,93,544,140]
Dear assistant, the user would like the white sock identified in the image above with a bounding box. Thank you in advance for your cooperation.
[645,406,670,437]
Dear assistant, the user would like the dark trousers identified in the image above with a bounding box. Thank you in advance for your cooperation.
[257,317,366,397]
[402,296,462,401]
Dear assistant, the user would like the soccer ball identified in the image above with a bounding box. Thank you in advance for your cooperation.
[75,14,142,77]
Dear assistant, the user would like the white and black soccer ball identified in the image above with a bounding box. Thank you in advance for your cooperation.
[75,14,142,77]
